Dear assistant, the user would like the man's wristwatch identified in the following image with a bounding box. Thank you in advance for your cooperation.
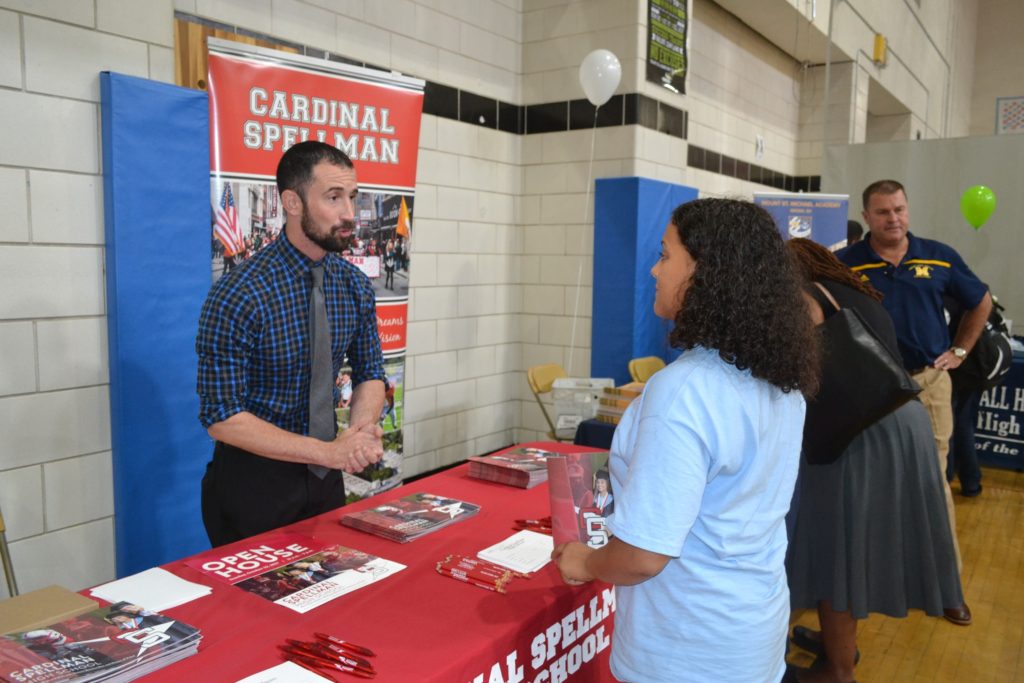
[951,346,967,360]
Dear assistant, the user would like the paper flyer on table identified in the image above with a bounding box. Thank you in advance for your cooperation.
[90,567,212,612]
[477,530,554,573]
[235,660,329,683]
[184,534,404,614]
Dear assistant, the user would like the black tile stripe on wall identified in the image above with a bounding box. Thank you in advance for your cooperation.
[179,11,815,191]
[686,143,820,194]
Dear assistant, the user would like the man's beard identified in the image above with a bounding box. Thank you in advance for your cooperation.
[301,205,355,253]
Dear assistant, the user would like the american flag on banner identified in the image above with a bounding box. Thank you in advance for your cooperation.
[214,183,244,256]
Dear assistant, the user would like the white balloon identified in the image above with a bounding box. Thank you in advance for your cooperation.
[578,49,622,107]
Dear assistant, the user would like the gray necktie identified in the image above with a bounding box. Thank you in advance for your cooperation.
[307,265,334,478]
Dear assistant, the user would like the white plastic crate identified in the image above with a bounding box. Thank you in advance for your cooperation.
[551,377,615,439]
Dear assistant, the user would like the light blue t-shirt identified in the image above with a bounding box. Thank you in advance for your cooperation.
[608,347,805,683]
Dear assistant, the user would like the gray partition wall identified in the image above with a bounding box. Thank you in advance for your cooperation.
[823,135,1024,325]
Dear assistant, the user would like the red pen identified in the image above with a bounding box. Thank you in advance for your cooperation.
[314,641,374,671]
[285,639,374,672]
[442,566,505,584]
[282,651,374,679]
[315,632,376,657]
[281,643,375,675]
[287,652,375,679]
[469,557,532,580]
[436,567,507,593]
[442,559,508,580]
[447,555,531,581]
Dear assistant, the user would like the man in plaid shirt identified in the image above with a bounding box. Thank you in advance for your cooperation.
[197,142,385,546]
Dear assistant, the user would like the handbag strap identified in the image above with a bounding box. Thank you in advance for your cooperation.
[808,281,841,318]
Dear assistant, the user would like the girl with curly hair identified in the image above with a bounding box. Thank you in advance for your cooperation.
[553,198,818,682]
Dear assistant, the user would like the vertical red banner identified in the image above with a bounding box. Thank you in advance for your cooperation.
[207,40,423,499]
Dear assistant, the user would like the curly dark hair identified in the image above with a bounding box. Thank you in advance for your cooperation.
[787,238,883,302]
[667,199,820,396]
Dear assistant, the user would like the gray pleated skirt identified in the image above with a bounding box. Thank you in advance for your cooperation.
[787,399,964,619]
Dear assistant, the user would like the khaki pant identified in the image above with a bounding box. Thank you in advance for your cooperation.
[912,367,961,571]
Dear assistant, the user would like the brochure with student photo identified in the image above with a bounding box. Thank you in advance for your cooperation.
[547,451,613,549]
[340,492,481,542]
[0,603,201,683]
[183,534,404,614]
[467,446,557,489]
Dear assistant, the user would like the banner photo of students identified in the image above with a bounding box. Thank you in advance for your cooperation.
[207,39,423,499]
[753,192,850,250]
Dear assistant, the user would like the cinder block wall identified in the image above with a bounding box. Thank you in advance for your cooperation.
[0,0,987,593]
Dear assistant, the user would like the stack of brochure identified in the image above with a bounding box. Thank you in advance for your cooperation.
[595,382,644,425]
[467,446,555,489]
[477,530,554,574]
[0,604,201,682]
[341,492,480,543]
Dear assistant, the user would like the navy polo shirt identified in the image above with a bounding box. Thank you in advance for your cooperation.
[836,232,988,371]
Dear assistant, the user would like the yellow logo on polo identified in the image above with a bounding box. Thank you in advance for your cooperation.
[910,264,933,279]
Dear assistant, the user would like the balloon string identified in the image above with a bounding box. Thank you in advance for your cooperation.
[567,108,599,376]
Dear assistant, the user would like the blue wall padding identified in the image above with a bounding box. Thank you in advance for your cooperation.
[101,72,212,575]
[592,177,699,384]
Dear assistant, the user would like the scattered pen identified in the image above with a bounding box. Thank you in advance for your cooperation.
[281,647,375,679]
[314,641,374,670]
[285,651,376,679]
[447,554,532,580]
[437,567,507,593]
[315,632,376,657]
[471,556,532,580]
[284,639,373,672]
[436,553,540,592]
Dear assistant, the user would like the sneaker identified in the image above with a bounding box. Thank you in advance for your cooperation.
[791,625,861,664]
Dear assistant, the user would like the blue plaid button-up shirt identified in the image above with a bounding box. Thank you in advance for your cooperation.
[196,234,384,434]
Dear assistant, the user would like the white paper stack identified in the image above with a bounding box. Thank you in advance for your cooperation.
[477,529,554,574]
[90,567,212,612]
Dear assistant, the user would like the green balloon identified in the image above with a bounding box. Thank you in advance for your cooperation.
[960,185,996,229]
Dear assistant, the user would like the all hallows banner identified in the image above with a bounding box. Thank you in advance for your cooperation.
[207,39,424,500]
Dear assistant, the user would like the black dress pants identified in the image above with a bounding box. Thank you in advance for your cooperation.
[201,441,347,547]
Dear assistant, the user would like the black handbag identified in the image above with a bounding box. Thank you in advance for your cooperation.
[803,283,922,465]
[950,296,1013,391]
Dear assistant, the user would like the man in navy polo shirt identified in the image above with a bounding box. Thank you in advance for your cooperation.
[837,179,991,626]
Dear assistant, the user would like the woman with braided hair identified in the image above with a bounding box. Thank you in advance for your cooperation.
[784,238,963,683]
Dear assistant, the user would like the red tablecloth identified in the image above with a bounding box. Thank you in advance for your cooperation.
[138,442,616,682]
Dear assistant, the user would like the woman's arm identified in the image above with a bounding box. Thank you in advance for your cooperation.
[553,537,671,586]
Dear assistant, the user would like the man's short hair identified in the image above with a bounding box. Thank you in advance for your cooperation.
[276,141,354,199]
[862,179,906,209]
